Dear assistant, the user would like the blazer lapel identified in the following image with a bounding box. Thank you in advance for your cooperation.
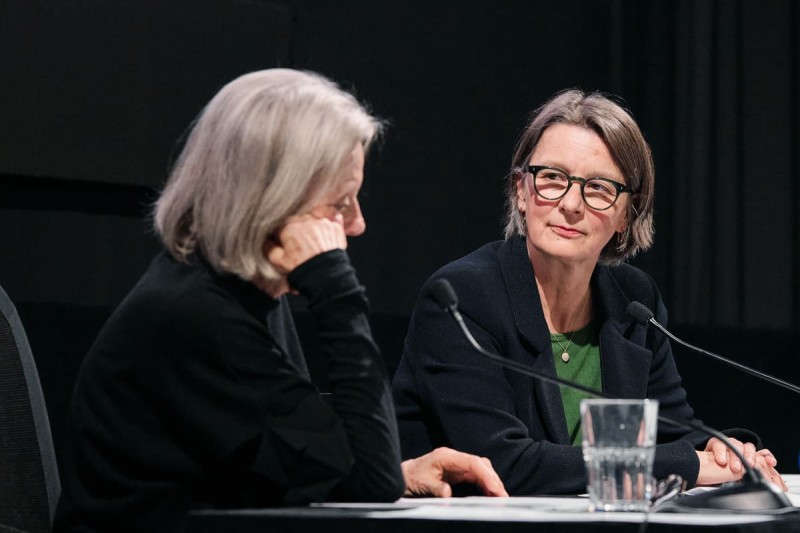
[593,268,652,399]
[499,237,570,444]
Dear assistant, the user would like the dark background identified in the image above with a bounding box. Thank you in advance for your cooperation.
[1,0,798,476]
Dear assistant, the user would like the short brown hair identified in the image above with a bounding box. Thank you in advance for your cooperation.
[504,89,655,264]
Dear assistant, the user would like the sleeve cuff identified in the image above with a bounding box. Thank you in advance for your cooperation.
[654,439,700,488]
[288,249,354,299]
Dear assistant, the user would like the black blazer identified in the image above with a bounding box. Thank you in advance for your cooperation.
[393,237,757,495]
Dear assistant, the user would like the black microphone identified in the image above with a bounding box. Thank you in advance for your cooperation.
[429,278,459,313]
[626,301,800,396]
[429,279,794,512]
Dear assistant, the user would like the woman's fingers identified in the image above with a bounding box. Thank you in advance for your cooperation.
[267,214,347,272]
[752,455,788,491]
[695,451,745,485]
[756,448,778,468]
[705,438,729,467]
[742,442,757,468]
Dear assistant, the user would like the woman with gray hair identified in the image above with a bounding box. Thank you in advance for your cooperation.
[54,69,505,533]
[392,89,786,495]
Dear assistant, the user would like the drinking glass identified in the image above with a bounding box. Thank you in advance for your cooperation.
[581,399,659,511]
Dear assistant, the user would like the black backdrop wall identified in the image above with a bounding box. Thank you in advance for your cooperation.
[1,0,798,475]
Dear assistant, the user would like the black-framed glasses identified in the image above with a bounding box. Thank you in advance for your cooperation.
[526,165,633,211]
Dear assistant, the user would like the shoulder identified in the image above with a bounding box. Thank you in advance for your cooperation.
[601,262,656,290]
[131,253,228,318]
[430,241,504,282]
[105,253,261,347]
[410,241,524,337]
[423,241,507,300]
[595,262,663,314]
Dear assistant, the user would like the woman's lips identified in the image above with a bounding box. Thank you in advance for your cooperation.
[550,225,583,238]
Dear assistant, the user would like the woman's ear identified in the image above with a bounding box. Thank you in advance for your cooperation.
[515,171,527,213]
[615,199,630,233]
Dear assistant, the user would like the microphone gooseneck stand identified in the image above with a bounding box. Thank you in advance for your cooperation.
[626,301,800,396]
[428,279,795,513]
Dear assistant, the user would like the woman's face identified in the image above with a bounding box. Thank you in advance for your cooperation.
[310,142,366,237]
[516,124,628,266]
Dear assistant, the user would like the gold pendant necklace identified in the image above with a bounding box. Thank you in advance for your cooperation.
[550,293,590,364]
[554,333,575,364]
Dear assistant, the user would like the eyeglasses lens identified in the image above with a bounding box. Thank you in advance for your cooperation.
[532,169,618,210]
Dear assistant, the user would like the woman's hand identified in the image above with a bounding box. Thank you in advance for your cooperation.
[265,213,347,274]
[401,447,508,498]
[697,438,787,490]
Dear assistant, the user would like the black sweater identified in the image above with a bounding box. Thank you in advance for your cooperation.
[55,249,404,532]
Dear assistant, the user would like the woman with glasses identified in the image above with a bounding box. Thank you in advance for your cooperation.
[392,89,786,495]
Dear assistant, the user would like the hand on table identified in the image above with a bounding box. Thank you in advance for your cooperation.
[697,437,787,491]
[401,447,508,498]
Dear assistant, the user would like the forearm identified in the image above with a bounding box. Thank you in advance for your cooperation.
[499,441,586,495]
[289,250,404,501]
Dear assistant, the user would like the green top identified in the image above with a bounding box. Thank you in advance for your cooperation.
[550,321,602,446]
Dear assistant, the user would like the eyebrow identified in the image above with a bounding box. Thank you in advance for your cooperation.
[534,162,624,182]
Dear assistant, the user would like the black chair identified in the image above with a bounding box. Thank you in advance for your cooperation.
[0,286,60,532]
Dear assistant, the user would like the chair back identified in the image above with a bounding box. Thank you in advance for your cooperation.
[0,286,60,532]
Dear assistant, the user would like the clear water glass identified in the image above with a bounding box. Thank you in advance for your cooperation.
[581,399,659,511]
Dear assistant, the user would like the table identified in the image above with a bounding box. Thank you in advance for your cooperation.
[188,475,800,533]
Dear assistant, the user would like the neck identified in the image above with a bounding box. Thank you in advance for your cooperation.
[529,250,594,333]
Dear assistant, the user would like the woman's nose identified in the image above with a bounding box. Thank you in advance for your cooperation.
[344,198,366,236]
[559,181,585,213]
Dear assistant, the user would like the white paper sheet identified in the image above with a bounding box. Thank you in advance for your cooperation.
[315,474,800,526]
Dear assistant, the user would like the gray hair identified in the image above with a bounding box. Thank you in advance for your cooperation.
[504,89,655,265]
[154,69,381,287]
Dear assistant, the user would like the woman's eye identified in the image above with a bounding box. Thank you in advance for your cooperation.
[542,172,566,182]
[587,180,615,194]
[333,200,350,212]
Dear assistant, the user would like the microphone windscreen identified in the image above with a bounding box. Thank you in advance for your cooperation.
[428,279,458,310]
[627,301,654,324]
